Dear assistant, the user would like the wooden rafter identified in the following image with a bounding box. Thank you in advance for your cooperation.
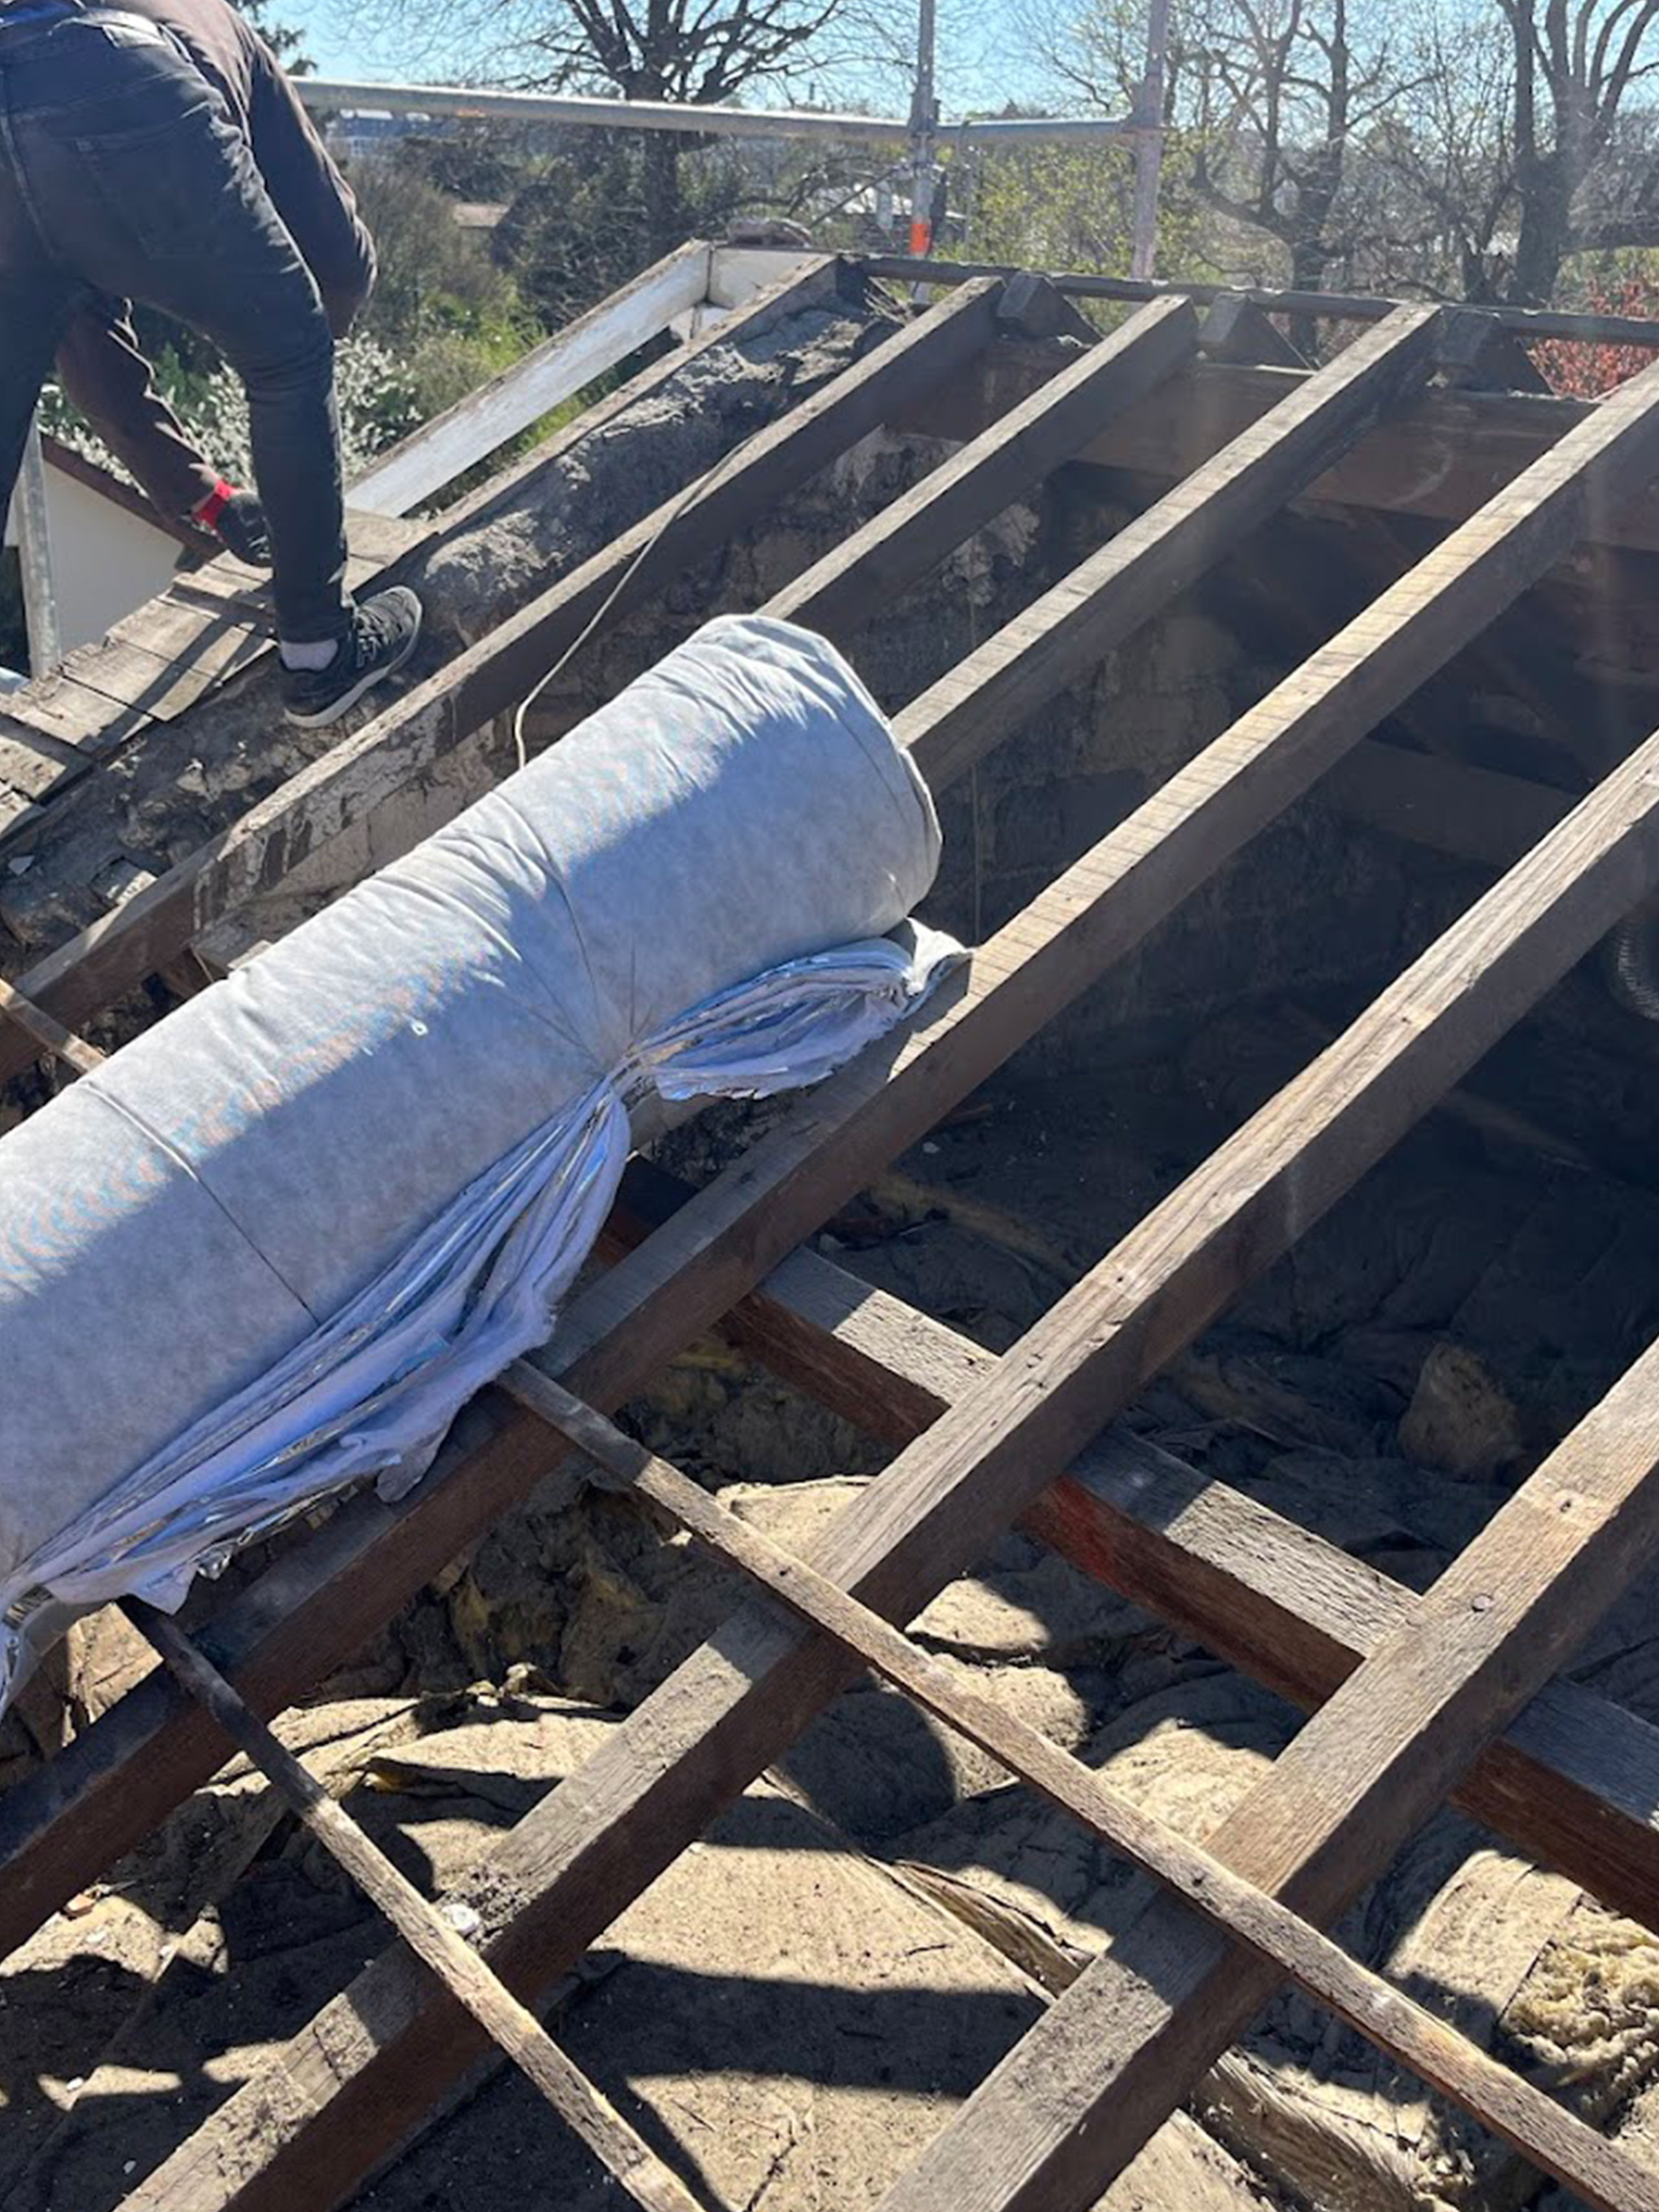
[516,1376,1659,2212]
[603,1158,1659,1935]
[863,756,1659,2211]
[14,257,1659,2212]
[900,303,1443,791]
[124,675,1659,2208]
[0,973,101,1078]
[127,1605,712,2212]
[769,293,1200,641]
[347,241,716,520]
[1328,736,1573,867]
[879,1320,1659,2212]
[0,287,1450,1963]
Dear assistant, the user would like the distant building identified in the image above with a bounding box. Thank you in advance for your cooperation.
[324,109,450,163]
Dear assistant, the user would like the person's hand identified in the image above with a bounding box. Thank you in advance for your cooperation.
[214,490,272,568]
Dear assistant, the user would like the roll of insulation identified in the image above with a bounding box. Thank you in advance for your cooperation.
[0,614,951,1697]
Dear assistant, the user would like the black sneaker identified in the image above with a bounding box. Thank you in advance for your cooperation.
[281,587,423,729]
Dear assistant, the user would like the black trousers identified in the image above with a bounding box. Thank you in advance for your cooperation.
[0,8,351,641]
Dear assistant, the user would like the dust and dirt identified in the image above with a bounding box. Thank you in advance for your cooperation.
[10,977,1659,2209]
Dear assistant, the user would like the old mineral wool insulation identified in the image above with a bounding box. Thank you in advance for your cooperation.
[0,614,953,1705]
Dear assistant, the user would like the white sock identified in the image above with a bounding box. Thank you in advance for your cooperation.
[279,637,340,673]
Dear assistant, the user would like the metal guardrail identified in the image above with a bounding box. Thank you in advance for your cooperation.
[294,76,1147,149]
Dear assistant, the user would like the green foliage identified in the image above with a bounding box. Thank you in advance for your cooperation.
[349,161,529,349]
[237,0,312,74]
[493,135,754,325]
[337,156,542,425]
[400,326,516,424]
[334,154,548,426]
[960,139,1208,286]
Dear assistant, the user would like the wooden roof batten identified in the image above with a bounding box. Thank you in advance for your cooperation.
[5,264,1659,2212]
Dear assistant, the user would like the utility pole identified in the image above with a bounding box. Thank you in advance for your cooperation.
[1129,0,1170,280]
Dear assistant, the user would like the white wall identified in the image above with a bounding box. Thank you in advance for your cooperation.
[669,247,815,340]
[5,463,182,657]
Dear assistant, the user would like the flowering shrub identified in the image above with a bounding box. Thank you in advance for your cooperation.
[40,331,420,495]
[1533,275,1659,398]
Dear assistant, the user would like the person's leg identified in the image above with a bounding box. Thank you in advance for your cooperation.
[10,20,351,644]
[0,87,75,552]
[55,297,218,521]
[5,17,419,719]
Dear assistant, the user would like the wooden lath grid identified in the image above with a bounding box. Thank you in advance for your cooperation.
[126,1341,1659,2212]
[128,1601,717,2212]
[520,1376,1659,2212]
[6,264,1659,2211]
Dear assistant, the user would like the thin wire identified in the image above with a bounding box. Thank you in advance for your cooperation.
[496,358,879,1180]
[509,399,767,774]
[491,335,879,1230]
[505,281,922,771]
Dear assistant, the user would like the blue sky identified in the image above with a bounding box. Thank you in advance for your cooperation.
[287,0,1062,120]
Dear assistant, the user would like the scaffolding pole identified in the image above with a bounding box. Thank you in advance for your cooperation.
[908,0,938,259]
[16,417,60,677]
[1130,0,1170,281]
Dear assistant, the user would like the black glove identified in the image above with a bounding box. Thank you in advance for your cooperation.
[214,489,272,568]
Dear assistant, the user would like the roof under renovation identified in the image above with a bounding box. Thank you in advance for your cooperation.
[7,250,1659,2212]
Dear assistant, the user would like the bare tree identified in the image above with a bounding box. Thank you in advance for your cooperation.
[525,0,842,104]
[1360,1,1659,304]
[537,0,849,237]
[1184,0,1420,293]
[1032,0,1424,294]
[342,0,860,251]
[1498,0,1659,299]
[1354,1,1520,301]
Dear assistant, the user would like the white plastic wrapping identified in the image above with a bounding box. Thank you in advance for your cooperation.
[0,615,955,1703]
